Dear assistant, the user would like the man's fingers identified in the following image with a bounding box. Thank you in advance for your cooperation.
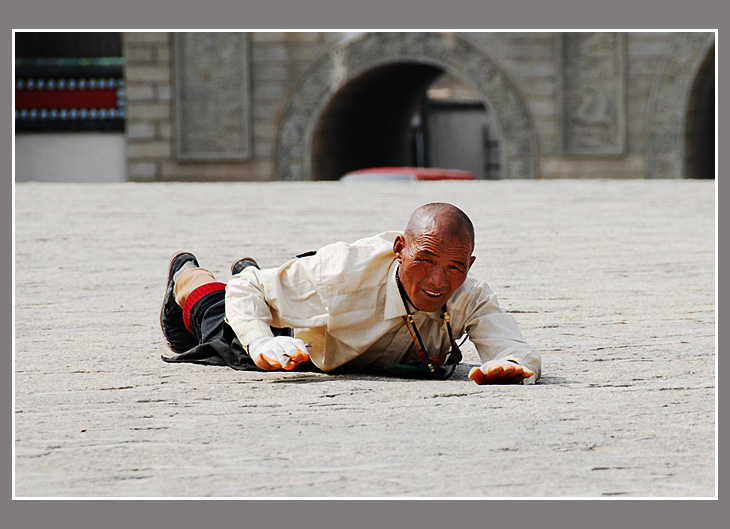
[254,351,308,372]
[278,352,309,371]
[249,337,311,371]
[472,363,535,385]
[486,364,503,377]
[257,353,282,371]
[486,369,521,384]
[468,367,485,384]
[276,339,310,368]
[282,358,298,371]
[505,365,535,381]
[288,350,310,363]
[261,348,309,371]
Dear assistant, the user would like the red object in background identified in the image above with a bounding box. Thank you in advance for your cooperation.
[15,89,117,109]
[341,167,475,182]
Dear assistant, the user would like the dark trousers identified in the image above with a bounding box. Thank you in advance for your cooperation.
[162,289,308,371]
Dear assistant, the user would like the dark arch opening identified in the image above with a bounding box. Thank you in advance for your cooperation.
[311,63,443,181]
[310,62,499,181]
[685,47,715,179]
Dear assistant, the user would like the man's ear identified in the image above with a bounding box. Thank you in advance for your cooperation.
[393,235,405,262]
[468,255,476,270]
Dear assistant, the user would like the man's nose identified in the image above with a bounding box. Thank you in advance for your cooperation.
[428,266,449,289]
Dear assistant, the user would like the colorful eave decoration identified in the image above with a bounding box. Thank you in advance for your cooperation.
[15,60,125,132]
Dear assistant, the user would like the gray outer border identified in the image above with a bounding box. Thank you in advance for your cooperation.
[5,16,725,529]
[647,31,715,179]
[274,32,538,181]
[557,32,627,155]
[173,32,253,161]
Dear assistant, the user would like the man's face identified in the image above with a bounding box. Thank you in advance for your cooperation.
[393,224,475,313]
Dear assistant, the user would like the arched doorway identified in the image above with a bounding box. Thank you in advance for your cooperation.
[275,33,536,181]
[647,32,715,179]
[310,65,500,181]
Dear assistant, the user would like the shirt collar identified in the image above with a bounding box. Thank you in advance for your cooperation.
[384,259,407,320]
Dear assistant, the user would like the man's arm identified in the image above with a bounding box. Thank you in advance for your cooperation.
[460,279,542,385]
[225,258,329,370]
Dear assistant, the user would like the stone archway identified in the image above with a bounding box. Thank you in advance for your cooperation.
[274,32,538,181]
[647,32,715,179]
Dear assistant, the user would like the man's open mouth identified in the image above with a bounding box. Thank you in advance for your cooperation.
[423,289,444,298]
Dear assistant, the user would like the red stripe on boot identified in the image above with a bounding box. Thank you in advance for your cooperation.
[182,282,227,332]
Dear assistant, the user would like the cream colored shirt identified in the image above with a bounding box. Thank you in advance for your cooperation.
[225,232,541,382]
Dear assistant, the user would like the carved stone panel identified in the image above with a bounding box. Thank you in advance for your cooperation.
[559,33,627,155]
[174,33,252,160]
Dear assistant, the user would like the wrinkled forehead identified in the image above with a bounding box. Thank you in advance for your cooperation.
[406,216,474,252]
[405,225,474,258]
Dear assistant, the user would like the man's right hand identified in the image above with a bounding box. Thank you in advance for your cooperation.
[469,362,534,385]
[248,336,310,371]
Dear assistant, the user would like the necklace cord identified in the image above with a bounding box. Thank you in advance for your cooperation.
[395,267,462,369]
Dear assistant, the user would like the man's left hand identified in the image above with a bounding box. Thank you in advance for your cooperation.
[469,362,533,385]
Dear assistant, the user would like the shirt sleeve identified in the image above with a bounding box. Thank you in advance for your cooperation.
[224,257,329,348]
[461,280,542,383]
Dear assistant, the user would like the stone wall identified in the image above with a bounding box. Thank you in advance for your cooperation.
[122,31,715,181]
[123,32,173,182]
[123,32,346,182]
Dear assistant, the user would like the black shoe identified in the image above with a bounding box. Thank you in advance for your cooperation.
[231,257,260,276]
[160,252,200,353]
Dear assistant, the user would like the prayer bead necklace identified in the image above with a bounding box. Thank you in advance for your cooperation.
[395,268,463,373]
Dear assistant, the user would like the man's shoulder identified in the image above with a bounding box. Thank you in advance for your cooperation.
[317,231,401,256]
[450,271,496,307]
[306,232,399,288]
[349,231,402,249]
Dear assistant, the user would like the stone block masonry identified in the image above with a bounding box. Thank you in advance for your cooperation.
[122,32,714,182]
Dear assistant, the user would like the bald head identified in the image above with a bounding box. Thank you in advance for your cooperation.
[404,203,475,252]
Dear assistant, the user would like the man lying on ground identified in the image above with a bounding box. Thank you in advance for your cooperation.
[160,202,541,384]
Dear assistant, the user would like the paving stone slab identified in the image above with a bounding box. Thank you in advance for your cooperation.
[14,180,716,497]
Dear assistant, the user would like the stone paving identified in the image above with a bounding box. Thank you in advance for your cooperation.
[13,179,716,497]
